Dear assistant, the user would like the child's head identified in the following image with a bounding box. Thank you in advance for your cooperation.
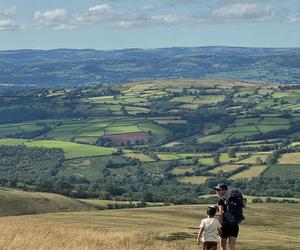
[207,206,217,217]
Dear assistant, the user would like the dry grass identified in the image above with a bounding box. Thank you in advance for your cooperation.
[229,165,267,180]
[0,188,94,216]
[0,220,193,250]
[0,204,299,250]
[124,151,155,162]
[177,176,210,184]
[209,164,242,174]
[237,153,270,164]
[278,152,300,164]
[290,141,300,147]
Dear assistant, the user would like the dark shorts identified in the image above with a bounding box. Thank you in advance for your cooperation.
[202,241,217,250]
[221,224,239,238]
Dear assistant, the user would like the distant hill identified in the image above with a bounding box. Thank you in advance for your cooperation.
[1,46,300,91]
[0,188,96,216]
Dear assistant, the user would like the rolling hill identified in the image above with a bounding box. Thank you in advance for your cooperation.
[1,47,300,91]
[0,188,96,216]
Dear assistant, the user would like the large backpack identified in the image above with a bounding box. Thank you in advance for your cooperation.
[223,189,245,225]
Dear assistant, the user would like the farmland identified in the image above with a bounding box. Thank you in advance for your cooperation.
[0,78,300,201]
[0,138,116,159]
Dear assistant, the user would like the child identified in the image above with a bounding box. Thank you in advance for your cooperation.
[197,206,222,250]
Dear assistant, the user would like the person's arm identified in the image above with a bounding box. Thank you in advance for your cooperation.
[197,228,204,245]
[217,204,224,222]
[217,225,222,236]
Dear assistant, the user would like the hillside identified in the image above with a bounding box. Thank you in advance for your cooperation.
[0,204,299,249]
[0,79,299,202]
[0,188,95,216]
[1,47,300,91]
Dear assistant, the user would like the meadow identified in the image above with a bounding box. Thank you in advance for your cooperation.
[229,165,268,180]
[0,138,116,159]
[0,204,298,250]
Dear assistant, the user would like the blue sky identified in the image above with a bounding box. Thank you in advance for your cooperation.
[0,0,300,50]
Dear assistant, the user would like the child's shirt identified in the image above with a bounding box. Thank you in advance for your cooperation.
[199,217,221,242]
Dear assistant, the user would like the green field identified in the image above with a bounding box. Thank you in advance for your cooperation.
[263,164,300,179]
[0,122,49,137]
[172,166,194,175]
[157,153,181,161]
[61,155,126,179]
[197,133,231,143]
[198,157,214,165]
[169,96,195,103]
[219,153,248,163]
[157,153,211,161]
[0,139,116,159]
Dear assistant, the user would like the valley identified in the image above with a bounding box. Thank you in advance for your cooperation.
[0,79,299,202]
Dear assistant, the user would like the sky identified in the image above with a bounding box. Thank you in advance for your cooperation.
[0,0,300,50]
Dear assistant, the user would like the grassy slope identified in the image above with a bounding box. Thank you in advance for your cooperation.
[0,188,96,216]
[1,204,299,250]
[0,138,116,159]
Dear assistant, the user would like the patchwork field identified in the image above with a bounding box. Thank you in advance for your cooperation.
[1,79,300,224]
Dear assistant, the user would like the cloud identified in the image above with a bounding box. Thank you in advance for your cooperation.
[72,4,184,29]
[286,13,300,23]
[34,9,67,27]
[33,9,75,30]
[138,5,155,13]
[0,19,19,30]
[0,6,21,30]
[151,14,183,25]
[71,4,118,25]
[0,6,16,17]
[164,0,206,4]
[88,4,112,14]
[113,13,184,28]
[210,3,276,21]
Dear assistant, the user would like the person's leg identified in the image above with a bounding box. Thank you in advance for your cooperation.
[220,238,227,250]
[228,237,237,250]
[205,242,217,250]
[209,242,218,250]
[228,224,239,250]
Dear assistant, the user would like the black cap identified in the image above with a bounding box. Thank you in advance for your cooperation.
[213,183,228,191]
[207,206,217,216]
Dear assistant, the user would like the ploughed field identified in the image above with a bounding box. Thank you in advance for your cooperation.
[0,203,299,250]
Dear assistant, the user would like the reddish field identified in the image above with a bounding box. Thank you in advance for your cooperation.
[103,132,152,145]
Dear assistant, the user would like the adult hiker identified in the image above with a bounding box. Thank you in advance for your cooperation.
[214,183,245,250]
